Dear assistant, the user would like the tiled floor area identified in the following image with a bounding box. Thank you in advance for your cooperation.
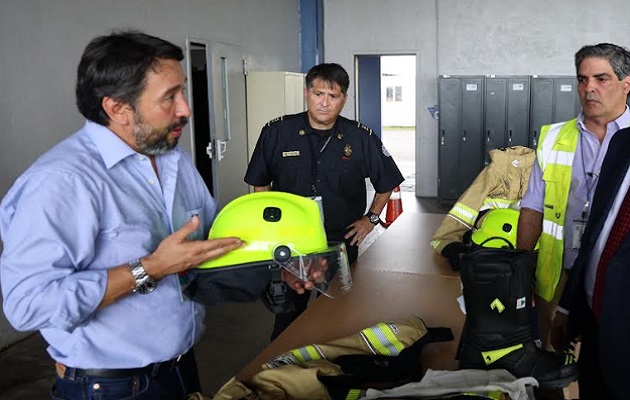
[0,194,450,399]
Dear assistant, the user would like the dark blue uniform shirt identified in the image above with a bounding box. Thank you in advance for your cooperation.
[245,112,404,242]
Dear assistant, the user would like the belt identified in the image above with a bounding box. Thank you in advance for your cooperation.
[55,350,190,379]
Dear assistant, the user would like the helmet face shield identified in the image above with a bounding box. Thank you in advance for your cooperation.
[194,192,354,305]
[275,242,353,298]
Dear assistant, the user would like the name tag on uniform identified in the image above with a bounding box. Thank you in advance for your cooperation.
[282,151,300,157]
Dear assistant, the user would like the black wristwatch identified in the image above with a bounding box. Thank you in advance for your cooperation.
[129,259,157,294]
[366,211,380,226]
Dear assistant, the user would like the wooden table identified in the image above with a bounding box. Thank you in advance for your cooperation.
[237,212,464,381]
[236,211,579,398]
[359,213,456,277]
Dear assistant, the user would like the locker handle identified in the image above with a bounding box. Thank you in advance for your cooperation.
[508,129,513,143]
[462,129,467,142]
[486,130,491,143]
[532,130,538,147]
[441,130,445,146]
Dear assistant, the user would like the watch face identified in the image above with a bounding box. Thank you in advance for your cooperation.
[136,278,157,294]
[368,213,380,225]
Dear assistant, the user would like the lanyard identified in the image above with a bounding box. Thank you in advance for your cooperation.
[579,132,599,219]
[307,125,336,196]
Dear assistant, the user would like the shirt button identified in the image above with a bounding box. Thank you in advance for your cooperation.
[148,179,155,185]
[317,161,321,165]
[93,383,101,390]
[137,155,144,161]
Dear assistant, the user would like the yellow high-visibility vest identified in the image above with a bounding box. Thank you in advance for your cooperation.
[535,119,579,301]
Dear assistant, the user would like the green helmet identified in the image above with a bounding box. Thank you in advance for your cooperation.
[471,208,520,249]
[197,191,352,299]
[198,191,329,269]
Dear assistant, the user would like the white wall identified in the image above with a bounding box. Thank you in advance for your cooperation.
[0,0,300,349]
[324,0,630,196]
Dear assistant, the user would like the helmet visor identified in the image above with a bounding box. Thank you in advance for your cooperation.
[276,242,353,298]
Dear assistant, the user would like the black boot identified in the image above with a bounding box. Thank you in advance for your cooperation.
[458,248,579,390]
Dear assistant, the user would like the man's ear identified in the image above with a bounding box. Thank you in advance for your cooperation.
[623,75,630,97]
[102,97,132,126]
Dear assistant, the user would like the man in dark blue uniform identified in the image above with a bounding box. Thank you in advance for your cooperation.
[245,63,404,340]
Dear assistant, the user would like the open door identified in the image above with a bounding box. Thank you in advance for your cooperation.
[187,39,249,208]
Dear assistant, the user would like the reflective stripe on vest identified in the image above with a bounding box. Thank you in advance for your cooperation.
[360,322,405,356]
[535,119,578,301]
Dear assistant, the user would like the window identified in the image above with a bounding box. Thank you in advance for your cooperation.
[395,86,402,102]
[386,86,402,102]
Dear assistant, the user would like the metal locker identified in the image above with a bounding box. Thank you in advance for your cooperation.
[506,76,531,148]
[438,77,461,202]
[529,76,579,148]
[438,76,484,202]
[483,77,507,163]
[484,76,531,163]
[553,77,580,122]
[459,76,484,192]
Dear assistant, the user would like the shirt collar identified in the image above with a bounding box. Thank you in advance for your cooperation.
[577,105,630,134]
[84,120,142,169]
[301,112,340,137]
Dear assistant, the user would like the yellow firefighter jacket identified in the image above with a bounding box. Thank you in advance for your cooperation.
[210,317,438,400]
[431,146,536,254]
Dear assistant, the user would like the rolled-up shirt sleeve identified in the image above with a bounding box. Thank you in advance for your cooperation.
[519,157,545,213]
[1,170,107,332]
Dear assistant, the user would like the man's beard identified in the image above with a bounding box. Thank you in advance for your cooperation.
[133,112,188,155]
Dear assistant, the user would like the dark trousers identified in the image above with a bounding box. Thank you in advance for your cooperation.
[50,348,201,400]
[578,308,619,400]
[270,241,358,341]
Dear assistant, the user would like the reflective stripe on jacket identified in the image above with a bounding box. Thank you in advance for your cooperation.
[535,119,578,301]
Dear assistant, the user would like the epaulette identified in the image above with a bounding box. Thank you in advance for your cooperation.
[265,116,284,127]
[265,113,302,126]
[357,122,374,135]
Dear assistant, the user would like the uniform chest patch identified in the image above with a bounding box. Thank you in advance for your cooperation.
[282,151,300,157]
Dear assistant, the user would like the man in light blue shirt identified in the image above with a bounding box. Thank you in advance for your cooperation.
[518,44,630,356]
[0,31,306,400]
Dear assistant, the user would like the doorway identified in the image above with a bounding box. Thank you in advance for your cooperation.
[355,54,417,193]
[186,39,249,208]
[187,42,215,196]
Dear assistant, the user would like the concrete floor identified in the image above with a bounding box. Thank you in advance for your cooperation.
[0,194,449,399]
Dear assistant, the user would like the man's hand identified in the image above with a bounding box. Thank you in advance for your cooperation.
[280,257,328,294]
[142,215,244,280]
[344,216,375,246]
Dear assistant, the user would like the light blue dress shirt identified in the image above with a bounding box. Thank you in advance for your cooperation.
[521,107,630,270]
[0,121,217,369]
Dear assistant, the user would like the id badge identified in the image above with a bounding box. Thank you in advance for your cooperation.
[572,219,587,250]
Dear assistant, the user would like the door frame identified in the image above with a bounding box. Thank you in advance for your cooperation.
[185,37,218,197]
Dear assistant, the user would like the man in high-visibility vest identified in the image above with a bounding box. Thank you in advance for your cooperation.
[517,43,630,396]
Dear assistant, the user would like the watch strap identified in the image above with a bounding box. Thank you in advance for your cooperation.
[129,259,157,294]
[366,211,380,225]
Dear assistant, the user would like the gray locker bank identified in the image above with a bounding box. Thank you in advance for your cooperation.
[437,75,580,203]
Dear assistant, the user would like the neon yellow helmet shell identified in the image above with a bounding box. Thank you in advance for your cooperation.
[471,208,520,249]
[197,191,328,270]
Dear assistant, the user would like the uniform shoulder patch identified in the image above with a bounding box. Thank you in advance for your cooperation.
[357,122,374,135]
